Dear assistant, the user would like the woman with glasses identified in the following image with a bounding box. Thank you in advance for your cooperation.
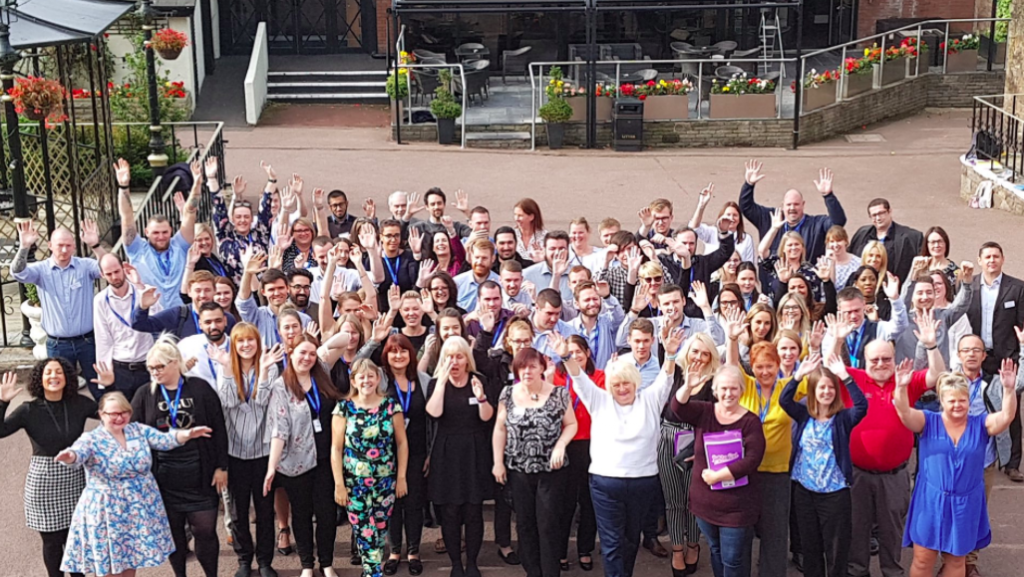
[130,335,229,577]
[423,271,466,327]
[280,217,318,272]
[0,359,97,577]
[714,284,746,324]
[637,261,666,319]
[57,391,213,577]
[920,227,959,289]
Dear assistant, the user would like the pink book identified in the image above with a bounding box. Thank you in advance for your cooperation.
[703,429,749,490]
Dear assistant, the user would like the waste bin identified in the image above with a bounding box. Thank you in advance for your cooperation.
[898,29,944,67]
[613,98,643,152]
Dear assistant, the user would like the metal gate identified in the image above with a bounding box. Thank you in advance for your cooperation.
[221,0,377,55]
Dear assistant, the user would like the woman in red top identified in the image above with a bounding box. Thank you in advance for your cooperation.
[552,335,604,572]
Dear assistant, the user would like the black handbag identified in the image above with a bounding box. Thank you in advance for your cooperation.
[673,433,695,472]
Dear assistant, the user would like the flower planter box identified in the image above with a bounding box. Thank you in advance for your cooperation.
[874,58,907,86]
[642,95,689,120]
[708,93,776,119]
[802,85,837,112]
[842,73,874,98]
[945,49,980,73]
[568,97,613,122]
[979,35,1006,65]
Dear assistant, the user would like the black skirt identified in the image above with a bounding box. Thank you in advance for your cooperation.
[428,431,494,505]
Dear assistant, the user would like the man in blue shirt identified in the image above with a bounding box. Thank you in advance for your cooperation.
[523,231,574,307]
[116,157,198,310]
[530,289,578,358]
[236,247,311,348]
[568,280,625,371]
[13,219,107,387]
[132,270,238,339]
[455,239,499,310]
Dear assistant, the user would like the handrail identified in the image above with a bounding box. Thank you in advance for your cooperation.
[800,17,1009,60]
[400,62,469,149]
[974,94,1024,123]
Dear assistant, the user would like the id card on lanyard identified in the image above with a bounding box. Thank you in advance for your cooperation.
[160,379,184,428]
[306,377,323,433]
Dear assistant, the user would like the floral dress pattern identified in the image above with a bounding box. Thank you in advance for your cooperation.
[211,189,275,284]
[335,397,402,577]
[60,422,180,575]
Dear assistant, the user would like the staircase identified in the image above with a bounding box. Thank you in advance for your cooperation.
[266,70,389,103]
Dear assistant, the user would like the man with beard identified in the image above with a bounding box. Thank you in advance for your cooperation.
[133,270,238,340]
[236,247,312,348]
[465,280,526,341]
[178,302,231,386]
[524,231,575,307]
[407,188,472,239]
[287,269,319,322]
[568,280,624,370]
[209,159,277,284]
[93,254,154,400]
[455,239,500,310]
[499,260,535,309]
[117,157,199,309]
[326,190,357,238]
[493,226,534,273]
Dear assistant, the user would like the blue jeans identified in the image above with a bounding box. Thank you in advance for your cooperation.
[695,517,754,577]
[589,474,659,577]
[46,334,97,398]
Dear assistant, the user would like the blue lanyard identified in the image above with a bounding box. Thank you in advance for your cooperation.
[846,324,866,369]
[755,381,772,423]
[207,343,226,383]
[567,375,580,411]
[305,377,322,417]
[208,258,226,278]
[784,216,807,234]
[491,318,508,348]
[192,309,202,334]
[159,379,184,427]
[779,361,800,380]
[245,370,256,402]
[395,379,414,415]
[106,289,135,328]
[969,376,983,406]
[743,293,752,309]
[156,248,173,277]
[646,304,661,317]
[383,256,401,285]
[588,329,600,359]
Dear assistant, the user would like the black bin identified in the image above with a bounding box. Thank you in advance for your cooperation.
[614,98,643,152]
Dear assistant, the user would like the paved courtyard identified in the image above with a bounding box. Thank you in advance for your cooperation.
[2,108,1024,576]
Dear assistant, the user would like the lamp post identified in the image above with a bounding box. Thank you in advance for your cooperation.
[137,0,168,177]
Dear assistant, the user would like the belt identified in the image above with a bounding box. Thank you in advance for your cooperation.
[113,360,148,371]
[47,331,94,342]
[858,462,908,475]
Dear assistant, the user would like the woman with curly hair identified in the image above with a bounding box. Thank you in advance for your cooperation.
[0,357,98,577]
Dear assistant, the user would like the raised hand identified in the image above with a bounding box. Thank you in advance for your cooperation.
[91,361,115,388]
[522,280,537,303]
[794,353,821,380]
[80,219,101,248]
[959,261,975,284]
[123,262,142,285]
[453,189,469,213]
[0,372,23,402]
[724,307,748,341]
[262,344,286,372]
[626,246,644,272]
[139,285,161,310]
[769,208,785,230]
[260,161,276,182]
[913,308,939,349]
[663,326,687,356]
[417,259,438,288]
[231,175,247,201]
[312,187,325,211]
[999,358,1018,393]
[744,159,765,185]
[638,240,656,261]
[596,280,611,298]
[186,243,202,267]
[910,256,929,280]
[815,256,834,282]
[173,191,187,217]
[809,320,826,351]
[305,322,321,340]
[114,158,131,188]
[631,281,650,314]
[441,215,455,235]
[190,159,203,182]
[471,376,485,400]
[406,191,424,216]
[883,271,900,301]
[894,359,914,388]
[289,173,304,197]
[363,198,376,219]
[779,315,797,331]
[207,344,231,367]
[479,310,497,333]
[824,313,854,341]
[825,352,849,380]
[420,289,435,314]
[409,226,424,255]
[17,220,39,250]
[697,182,714,207]
[548,331,569,358]
[184,357,198,372]
[204,157,219,181]
[279,185,299,216]
[242,245,268,275]
[814,167,834,195]
[638,206,654,228]
[685,360,708,390]
[387,284,402,312]
[774,260,792,283]
[529,241,545,264]
[266,245,283,271]
[551,249,569,278]
[691,280,710,310]
[358,227,377,252]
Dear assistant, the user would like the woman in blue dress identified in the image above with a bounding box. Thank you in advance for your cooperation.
[894,363,1019,577]
[55,392,212,577]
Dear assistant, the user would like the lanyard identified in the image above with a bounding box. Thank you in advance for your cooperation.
[245,370,257,402]
[846,324,866,369]
[588,328,600,359]
[755,381,772,423]
[383,255,401,285]
[491,317,508,348]
[305,377,322,417]
[743,293,752,310]
[207,257,226,278]
[647,304,661,317]
[192,308,202,334]
[784,216,807,234]
[395,378,414,415]
[160,379,184,427]
[779,361,800,380]
[207,342,226,383]
[43,400,71,446]
[567,375,580,411]
[969,376,983,407]
[156,248,173,277]
[106,289,135,328]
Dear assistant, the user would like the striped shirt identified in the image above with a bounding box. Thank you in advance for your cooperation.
[215,363,279,460]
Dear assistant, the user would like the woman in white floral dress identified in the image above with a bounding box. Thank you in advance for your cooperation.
[55,392,212,577]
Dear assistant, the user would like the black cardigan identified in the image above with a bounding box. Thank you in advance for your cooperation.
[131,376,230,483]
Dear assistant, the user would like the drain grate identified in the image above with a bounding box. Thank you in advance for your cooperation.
[846,134,886,143]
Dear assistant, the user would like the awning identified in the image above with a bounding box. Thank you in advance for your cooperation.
[9,0,135,49]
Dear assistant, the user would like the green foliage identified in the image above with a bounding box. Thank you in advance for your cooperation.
[430,70,463,120]
[24,284,39,306]
[386,70,410,100]
[996,0,1012,42]
[539,98,573,123]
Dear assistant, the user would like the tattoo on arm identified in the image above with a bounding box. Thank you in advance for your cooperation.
[12,248,29,274]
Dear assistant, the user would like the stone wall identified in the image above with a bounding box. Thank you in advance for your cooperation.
[1006,0,1024,96]
[960,161,1024,215]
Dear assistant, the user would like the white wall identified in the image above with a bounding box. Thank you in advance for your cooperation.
[244,22,269,125]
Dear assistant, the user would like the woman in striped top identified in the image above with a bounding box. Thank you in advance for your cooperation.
[211,322,284,577]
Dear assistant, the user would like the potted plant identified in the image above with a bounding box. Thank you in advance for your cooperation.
[568,82,616,122]
[386,66,410,125]
[150,28,189,61]
[9,76,68,123]
[842,55,874,97]
[540,67,573,149]
[981,0,1010,64]
[708,73,777,119]
[794,68,839,112]
[20,284,48,360]
[430,70,463,145]
[942,34,981,73]
[620,78,693,120]
[866,43,908,86]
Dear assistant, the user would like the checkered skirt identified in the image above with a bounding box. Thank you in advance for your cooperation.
[24,455,85,532]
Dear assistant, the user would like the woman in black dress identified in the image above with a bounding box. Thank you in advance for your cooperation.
[0,358,97,577]
[426,336,495,577]
[131,335,230,577]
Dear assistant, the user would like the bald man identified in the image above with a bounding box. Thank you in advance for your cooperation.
[738,159,846,263]
[93,253,155,400]
[13,219,107,389]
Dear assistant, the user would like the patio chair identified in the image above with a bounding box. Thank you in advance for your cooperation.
[728,47,762,74]
[455,60,491,104]
[715,65,745,80]
[455,43,489,61]
[412,68,441,105]
[412,48,446,62]
[709,41,738,58]
[502,46,533,84]
[670,42,695,55]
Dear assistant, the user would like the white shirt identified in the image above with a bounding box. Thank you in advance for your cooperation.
[695,224,757,264]
[980,274,1002,349]
[571,246,608,273]
[179,334,230,386]
[572,369,674,478]
[309,266,361,304]
[93,285,157,365]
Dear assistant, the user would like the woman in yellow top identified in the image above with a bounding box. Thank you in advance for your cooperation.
[724,313,819,577]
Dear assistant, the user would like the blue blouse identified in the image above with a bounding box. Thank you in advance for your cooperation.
[792,417,846,493]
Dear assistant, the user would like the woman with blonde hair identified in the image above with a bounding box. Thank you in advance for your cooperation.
[637,261,666,318]
[282,217,319,272]
[859,241,889,290]
[776,293,812,338]
[130,335,229,577]
[319,312,365,398]
[209,322,285,576]
[758,213,822,301]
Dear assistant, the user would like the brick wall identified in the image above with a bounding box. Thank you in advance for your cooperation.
[856,0,978,38]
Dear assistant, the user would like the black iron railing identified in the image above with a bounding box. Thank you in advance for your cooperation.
[971,95,1022,182]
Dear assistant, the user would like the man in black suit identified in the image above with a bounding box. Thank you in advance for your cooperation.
[849,198,924,283]
[968,241,1024,482]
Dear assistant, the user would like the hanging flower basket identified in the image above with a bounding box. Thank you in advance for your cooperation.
[150,28,189,61]
[9,76,68,124]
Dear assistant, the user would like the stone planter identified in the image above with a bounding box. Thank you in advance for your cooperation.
[547,123,566,149]
[568,97,613,122]
[642,95,689,120]
[842,72,874,98]
[875,58,907,86]
[945,49,979,73]
[708,93,776,119]
[20,301,48,361]
[802,84,838,112]
[436,117,456,145]
[979,35,1006,64]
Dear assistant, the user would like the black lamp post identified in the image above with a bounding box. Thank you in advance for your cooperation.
[137,0,168,177]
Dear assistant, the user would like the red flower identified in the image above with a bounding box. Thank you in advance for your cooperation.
[646,80,655,87]
[638,94,646,100]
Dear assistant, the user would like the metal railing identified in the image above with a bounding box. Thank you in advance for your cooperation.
[393,27,469,148]
[971,94,1023,182]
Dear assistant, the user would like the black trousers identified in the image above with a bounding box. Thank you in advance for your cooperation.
[509,468,569,577]
[40,529,83,577]
[278,459,338,569]
[495,484,513,548]
[389,452,427,555]
[558,440,597,559]
[111,361,151,402]
[167,508,219,577]
[792,483,852,577]
[1008,391,1022,470]
[228,455,275,568]
[441,503,484,570]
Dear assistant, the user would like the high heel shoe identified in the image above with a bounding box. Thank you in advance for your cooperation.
[671,548,687,577]
[579,554,594,572]
[276,527,293,556]
[684,544,701,576]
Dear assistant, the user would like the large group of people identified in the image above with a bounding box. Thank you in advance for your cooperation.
[2,156,1022,577]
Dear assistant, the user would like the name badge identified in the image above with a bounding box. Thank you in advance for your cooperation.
[469,397,480,406]
[69,280,82,291]
[312,419,323,433]
[126,440,141,452]
[1005,301,1016,309]
[512,406,526,418]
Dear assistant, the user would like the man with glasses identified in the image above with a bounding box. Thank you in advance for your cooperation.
[325,190,357,238]
[209,160,277,285]
[850,198,924,283]
[287,269,319,321]
[377,219,420,314]
[637,198,676,252]
[825,282,908,369]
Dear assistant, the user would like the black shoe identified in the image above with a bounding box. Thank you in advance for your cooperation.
[498,549,521,565]
[792,553,804,573]
[579,554,594,572]
[560,560,571,571]
[409,558,424,576]
[276,527,293,557]
[450,564,466,577]
[258,567,279,577]
[383,558,400,576]
[465,565,482,577]
[684,544,701,576]
[234,564,252,577]
[870,537,879,556]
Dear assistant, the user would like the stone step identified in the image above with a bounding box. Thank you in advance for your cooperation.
[466,131,532,149]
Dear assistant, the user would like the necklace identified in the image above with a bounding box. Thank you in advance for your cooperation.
[530,393,539,401]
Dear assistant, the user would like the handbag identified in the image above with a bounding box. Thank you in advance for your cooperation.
[672,429,695,471]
